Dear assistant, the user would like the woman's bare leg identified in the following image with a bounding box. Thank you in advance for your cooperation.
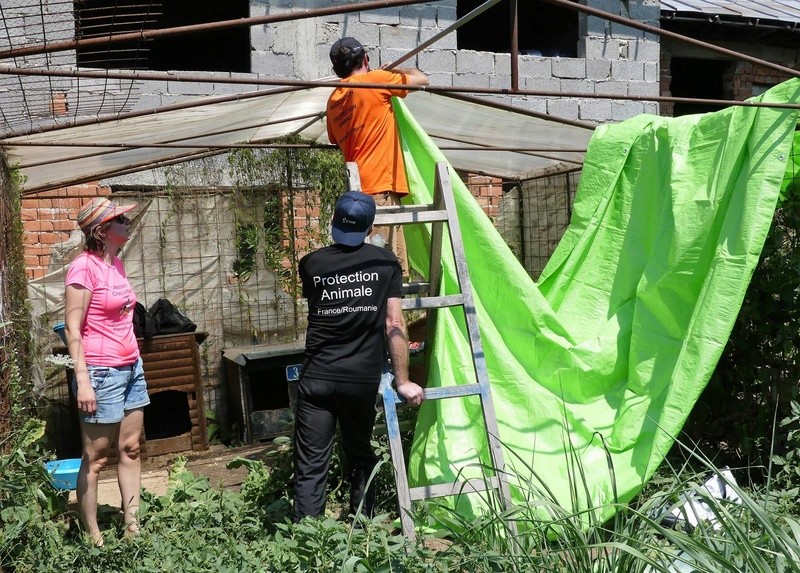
[77,421,117,545]
[117,408,144,534]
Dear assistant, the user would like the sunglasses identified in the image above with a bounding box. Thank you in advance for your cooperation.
[112,214,131,225]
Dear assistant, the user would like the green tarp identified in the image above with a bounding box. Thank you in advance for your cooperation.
[396,78,800,518]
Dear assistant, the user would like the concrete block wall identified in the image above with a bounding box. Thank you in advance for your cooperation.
[120,0,661,124]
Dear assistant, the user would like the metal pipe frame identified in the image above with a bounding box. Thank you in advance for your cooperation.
[3,0,799,191]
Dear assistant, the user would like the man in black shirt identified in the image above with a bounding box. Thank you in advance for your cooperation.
[293,191,424,522]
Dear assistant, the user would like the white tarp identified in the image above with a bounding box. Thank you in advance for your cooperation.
[4,88,593,192]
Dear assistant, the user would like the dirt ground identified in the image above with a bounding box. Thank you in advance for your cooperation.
[67,442,280,508]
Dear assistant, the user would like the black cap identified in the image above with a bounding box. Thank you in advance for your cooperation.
[330,37,365,77]
[331,191,376,246]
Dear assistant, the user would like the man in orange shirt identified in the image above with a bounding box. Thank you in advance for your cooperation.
[326,37,428,277]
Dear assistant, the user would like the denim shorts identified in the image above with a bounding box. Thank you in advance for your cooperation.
[72,357,150,424]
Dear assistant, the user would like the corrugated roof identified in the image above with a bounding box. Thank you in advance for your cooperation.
[661,0,800,25]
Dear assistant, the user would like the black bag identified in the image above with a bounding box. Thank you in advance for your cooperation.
[133,302,157,339]
[149,298,197,335]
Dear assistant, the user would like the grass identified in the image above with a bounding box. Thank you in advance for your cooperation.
[2,419,800,572]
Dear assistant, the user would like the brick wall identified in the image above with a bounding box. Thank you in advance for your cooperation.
[729,62,800,100]
[21,183,110,280]
[461,173,504,221]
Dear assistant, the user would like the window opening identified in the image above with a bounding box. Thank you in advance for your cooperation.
[74,0,250,72]
[456,0,577,57]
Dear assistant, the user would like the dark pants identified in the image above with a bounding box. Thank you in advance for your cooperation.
[293,377,379,522]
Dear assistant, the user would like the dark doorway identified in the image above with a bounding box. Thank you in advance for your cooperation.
[670,58,733,116]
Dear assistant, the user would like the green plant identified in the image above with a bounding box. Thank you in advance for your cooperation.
[0,420,75,566]
[692,168,800,484]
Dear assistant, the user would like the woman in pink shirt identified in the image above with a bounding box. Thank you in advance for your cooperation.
[65,196,149,545]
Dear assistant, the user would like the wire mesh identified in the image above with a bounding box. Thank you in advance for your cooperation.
[0,0,144,135]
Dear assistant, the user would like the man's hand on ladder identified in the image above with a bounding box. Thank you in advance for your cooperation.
[396,380,425,407]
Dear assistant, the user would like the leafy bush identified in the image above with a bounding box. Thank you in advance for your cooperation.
[691,178,800,490]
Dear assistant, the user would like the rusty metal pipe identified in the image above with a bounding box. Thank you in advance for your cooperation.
[510,0,519,91]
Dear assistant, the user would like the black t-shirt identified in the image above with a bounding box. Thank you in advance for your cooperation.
[299,243,403,384]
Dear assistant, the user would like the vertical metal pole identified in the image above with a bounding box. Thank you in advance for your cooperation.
[510,0,519,91]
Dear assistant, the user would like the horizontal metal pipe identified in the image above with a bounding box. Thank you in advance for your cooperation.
[6,65,796,111]
[8,140,587,153]
[0,0,432,60]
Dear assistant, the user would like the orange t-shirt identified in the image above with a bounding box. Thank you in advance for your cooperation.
[326,69,410,195]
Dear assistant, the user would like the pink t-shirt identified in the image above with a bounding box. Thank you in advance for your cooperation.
[65,252,140,366]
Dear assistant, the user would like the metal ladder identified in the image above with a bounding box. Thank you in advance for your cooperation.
[345,161,516,542]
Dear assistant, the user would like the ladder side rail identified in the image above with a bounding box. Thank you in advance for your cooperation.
[433,162,517,532]
[345,162,362,192]
[380,379,417,541]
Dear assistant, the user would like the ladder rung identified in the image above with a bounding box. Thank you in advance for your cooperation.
[423,384,483,400]
[401,294,464,310]
[385,384,483,405]
[374,209,449,225]
[402,281,430,295]
[409,477,500,501]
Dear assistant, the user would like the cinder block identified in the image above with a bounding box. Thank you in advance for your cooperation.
[632,39,660,63]
[628,2,661,26]
[560,79,596,95]
[644,62,659,82]
[584,15,610,37]
[552,58,586,79]
[523,76,560,93]
[579,99,613,122]
[129,94,163,113]
[380,24,425,50]
[611,100,645,121]
[456,50,494,75]
[511,96,547,115]
[427,72,453,87]
[435,4,458,26]
[360,8,400,25]
[611,60,644,82]
[138,80,170,96]
[517,57,552,78]
[595,80,629,96]
[251,25,276,52]
[337,21,379,48]
[420,27,455,50]
[378,47,420,69]
[586,59,611,80]
[453,72,491,89]
[610,21,643,40]
[588,0,622,15]
[251,52,295,77]
[490,74,512,90]
[272,25,300,54]
[579,37,621,60]
[418,50,456,73]
[627,81,659,97]
[400,5,437,28]
[642,101,659,115]
[547,98,580,120]
[167,81,214,96]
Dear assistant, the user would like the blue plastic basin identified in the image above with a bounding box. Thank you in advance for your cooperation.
[52,323,67,345]
[44,458,81,490]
